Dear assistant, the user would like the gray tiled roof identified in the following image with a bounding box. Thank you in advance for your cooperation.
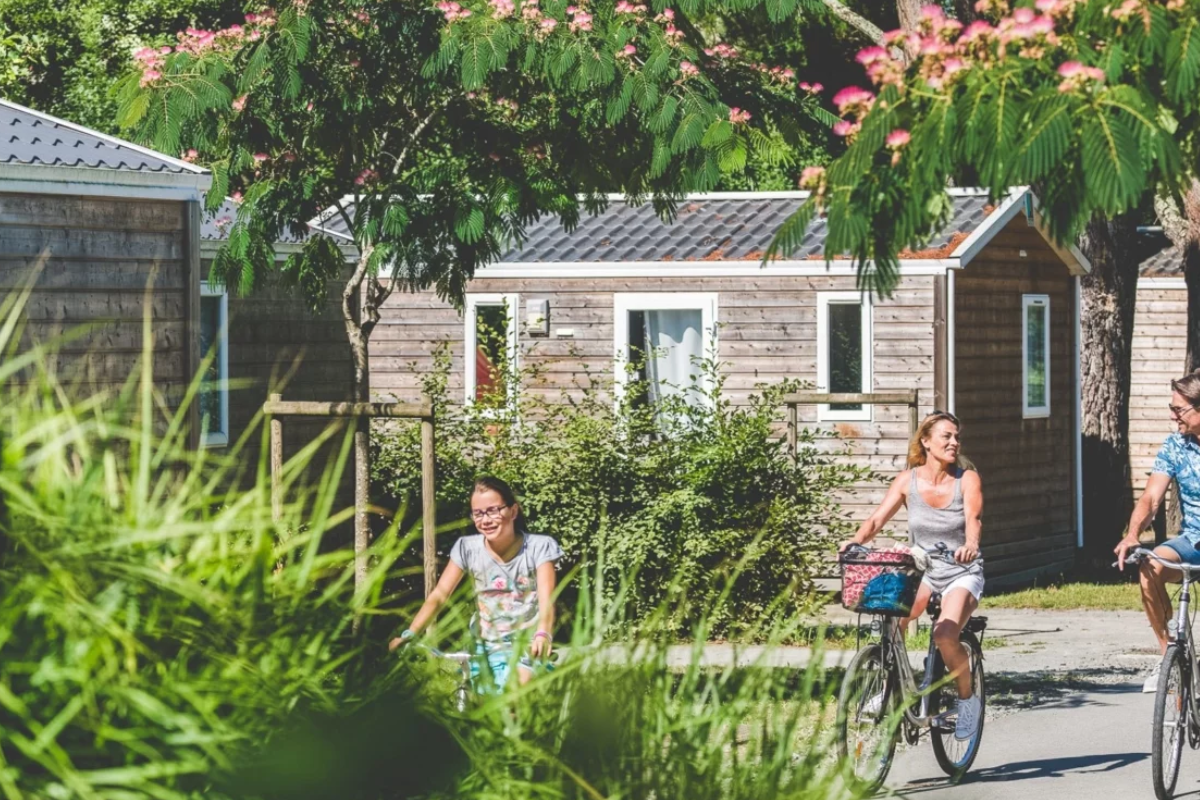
[1141,245,1182,277]
[200,197,308,243]
[0,98,204,175]
[500,193,993,262]
[312,191,997,262]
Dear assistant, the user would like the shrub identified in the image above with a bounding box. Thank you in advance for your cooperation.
[373,347,868,637]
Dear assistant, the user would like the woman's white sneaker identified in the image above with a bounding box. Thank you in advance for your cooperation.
[955,695,982,740]
[1143,661,1162,693]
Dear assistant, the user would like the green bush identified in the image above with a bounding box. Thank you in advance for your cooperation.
[373,347,867,637]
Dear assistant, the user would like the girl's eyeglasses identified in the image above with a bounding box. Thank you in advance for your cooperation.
[470,504,511,521]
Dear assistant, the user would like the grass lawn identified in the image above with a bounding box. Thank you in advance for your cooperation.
[981,579,1144,611]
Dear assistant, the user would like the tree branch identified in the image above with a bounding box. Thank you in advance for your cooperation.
[821,0,886,45]
[393,97,453,176]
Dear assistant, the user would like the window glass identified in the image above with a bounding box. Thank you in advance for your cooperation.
[1024,297,1049,414]
[627,308,704,408]
[828,301,863,411]
[474,303,510,405]
[199,295,225,436]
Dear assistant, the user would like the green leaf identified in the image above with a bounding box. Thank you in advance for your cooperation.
[1166,18,1200,107]
[701,119,733,147]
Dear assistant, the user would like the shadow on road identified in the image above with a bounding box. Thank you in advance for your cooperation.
[896,752,1150,795]
[988,668,1142,712]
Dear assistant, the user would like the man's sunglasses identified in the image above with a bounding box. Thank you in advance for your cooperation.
[1169,404,1198,419]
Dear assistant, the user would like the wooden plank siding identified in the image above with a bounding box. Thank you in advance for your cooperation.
[1128,279,1187,502]
[953,217,1078,583]
[212,263,358,512]
[0,192,189,408]
[373,273,940,537]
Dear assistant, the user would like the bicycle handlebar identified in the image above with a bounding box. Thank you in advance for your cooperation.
[1113,547,1200,573]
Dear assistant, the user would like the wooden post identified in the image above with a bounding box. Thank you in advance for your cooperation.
[908,402,919,437]
[421,414,437,597]
[787,401,798,465]
[269,393,283,523]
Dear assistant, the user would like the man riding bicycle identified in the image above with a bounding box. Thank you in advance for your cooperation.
[1116,371,1200,692]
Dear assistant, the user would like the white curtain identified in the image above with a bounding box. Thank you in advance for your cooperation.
[644,309,703,407]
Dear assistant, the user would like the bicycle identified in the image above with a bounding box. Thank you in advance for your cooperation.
[408,641,558,712]
[1115,547,1200,800]
[836,544,988,794]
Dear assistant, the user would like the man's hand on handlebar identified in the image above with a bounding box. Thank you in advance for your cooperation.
[1114,535,1142,571]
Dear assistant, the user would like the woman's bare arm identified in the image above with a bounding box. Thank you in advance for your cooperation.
[842,471,909,550]
[957,469,983,563]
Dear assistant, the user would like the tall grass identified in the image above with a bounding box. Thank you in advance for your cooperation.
[0,285,858,799]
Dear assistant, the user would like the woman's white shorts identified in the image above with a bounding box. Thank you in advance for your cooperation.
[922,570,985,602]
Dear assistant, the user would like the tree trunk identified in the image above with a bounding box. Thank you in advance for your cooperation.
[342,246,374,596]
[895,0,922,34]
[1078,213,1143,566]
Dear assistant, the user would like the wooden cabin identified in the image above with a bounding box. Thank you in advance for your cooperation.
[0,98,210,439]
[351,190,1089,584]
[0,99,354,485]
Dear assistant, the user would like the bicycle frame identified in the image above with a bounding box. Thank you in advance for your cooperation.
[879,614,947,729]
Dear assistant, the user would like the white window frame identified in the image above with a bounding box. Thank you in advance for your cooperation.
[1022,294,1051,419]
[612,292,719,407]
[199,282,230,447]
[464,293,520,411]
[816,291,873,422]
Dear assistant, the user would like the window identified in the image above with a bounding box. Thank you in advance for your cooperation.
[1023,294,1050,418]
[817,292,873,422]
[613,293,718,409]
[464,294,519,409]
[199,283,229,447]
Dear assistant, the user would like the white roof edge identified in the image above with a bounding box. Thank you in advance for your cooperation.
[0,98,210,176]
[0,163,212,194]
[949,187,1028,265]
[490,258,959,269]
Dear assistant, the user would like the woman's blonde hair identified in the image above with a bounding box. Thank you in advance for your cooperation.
[907,411,973,469]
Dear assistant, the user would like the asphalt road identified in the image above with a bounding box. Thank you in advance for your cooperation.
[888,679,1200,799]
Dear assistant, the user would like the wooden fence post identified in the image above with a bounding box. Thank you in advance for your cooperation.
[269,392,283,523]
[787,401,798,466]
[421,414,437,598]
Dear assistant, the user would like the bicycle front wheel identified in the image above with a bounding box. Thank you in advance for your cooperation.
[837,643,900,794]
[1153,646,1189,800]
[931,631,985,782]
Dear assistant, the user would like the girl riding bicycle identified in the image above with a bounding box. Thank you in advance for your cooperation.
[840,410,985,741]
[389,476,562,688]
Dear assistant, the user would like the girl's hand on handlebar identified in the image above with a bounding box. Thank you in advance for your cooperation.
[530,632,552,660]
[954,544,979,564]
[388,637,407,652]
[839,539,863,553]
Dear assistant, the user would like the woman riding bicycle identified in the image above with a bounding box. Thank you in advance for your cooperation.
[389,476,562,688]
[840,410,984,741]
[1116,371,1200,692]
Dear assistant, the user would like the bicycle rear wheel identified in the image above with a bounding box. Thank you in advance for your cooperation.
[930,631,985,782]
[837,643,901,794]
[1153,646,1188,800]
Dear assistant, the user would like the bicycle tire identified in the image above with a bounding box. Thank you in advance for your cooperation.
[837,643,901,795]
[930,631,985,782]
[1153,646,1189,800]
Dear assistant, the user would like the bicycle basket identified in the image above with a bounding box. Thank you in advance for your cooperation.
[839,548,922,616]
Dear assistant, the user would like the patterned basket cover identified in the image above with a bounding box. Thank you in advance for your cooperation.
[839,547,923,616]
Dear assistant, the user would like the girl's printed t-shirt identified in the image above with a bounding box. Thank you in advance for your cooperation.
[449,533,563,652]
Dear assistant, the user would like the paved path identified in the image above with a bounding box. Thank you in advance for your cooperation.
[888,679,1200,799]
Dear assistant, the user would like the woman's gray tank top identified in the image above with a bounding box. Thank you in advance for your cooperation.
[908,468,983,577]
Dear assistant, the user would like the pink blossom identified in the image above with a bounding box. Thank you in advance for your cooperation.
[569,9,593,31]
[798,81,823,94]
[540,17,557,30]
[1056,60,1105,91]
[679,60,699,77]
[921,3,945,19]
[139,69,162,87]
[832,119,860,137]
[729,107,751,124]
[1013,6,1036,22]
[253,152,269,162]
[306,101,314,111]
[886,129,911,148]
[490,0,516,17]
[215,215,233,230]
[354,168,379,186]
[798,165,826,190]
[662,7,674,18]
[856,45,889,66]
[832,85,875,116]
[706,42,738,59]
[231,191,244,203]
[960,19,995,40]
[181,149,199,162]
[664,23,683,41]
[245,12,259,23]
[232,95,248,112]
